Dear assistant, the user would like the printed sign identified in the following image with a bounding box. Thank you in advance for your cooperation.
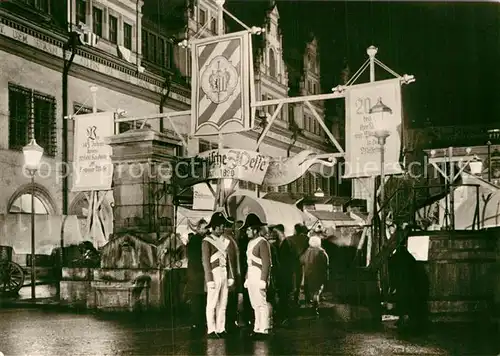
[191,31,252,136]
[344,78,404,178]
[72,112,114,191]
[197,149,270,185]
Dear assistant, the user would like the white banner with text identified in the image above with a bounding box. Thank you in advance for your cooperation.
[344,78,404,178]
[72,112,114,192]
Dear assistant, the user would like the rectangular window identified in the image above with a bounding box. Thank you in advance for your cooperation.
[8,84,57,157]
[165,41,173,68]
[278,185,287,193]
[199,139,210,153]
[108,15,117,44]
[148,33,156,63]
[211,18,217,33]
[123,23,132,50]
[186,49,192,76]
[158,38,165,67]
[26,0,50,13]
[199,9,207,25]
[304,115,309,131]
[76,0,86,24]
[142,30,148,60]
[92,7,103,36]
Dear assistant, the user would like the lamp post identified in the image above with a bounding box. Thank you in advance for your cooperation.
[369,97,393,238]
[23,139,44,300]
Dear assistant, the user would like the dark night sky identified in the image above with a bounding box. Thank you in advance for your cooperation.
[228,1,500,128]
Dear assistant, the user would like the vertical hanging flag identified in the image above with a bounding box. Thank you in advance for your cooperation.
[72,112,115,192]
[343,78,404,178]
[191,31,252,136]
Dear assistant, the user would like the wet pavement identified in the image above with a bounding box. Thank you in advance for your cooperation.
[0,308,498,356]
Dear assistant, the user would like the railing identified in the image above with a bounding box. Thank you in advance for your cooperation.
[367,182,482,301]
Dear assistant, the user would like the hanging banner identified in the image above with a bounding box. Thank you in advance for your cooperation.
[197,149,270,185]
[72,112,114,192]
[344,78,404,178]
[190,31,252,136]
[263,150,336,187]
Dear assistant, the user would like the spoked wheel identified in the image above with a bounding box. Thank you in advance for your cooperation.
[0,261,25,295]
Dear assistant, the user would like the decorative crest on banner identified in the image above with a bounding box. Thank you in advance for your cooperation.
[191,31,253,136]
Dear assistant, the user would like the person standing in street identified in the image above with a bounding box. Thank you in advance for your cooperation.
[186,219,209,334]
[202,212,236,338]
[301,234,329,316]
[242,214,272,339]
[224,217,241,334]
[272,224,295,326]
[290,224,309,305]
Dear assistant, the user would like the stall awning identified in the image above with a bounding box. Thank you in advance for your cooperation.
[305,210,362,228]
[227,193,312,236]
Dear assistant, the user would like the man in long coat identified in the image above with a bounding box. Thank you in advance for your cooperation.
[202,212,236,338]
[289,224,309,305]
[224,217,240,334]
[185,219,209,333]
[272,224,295,325]
[301,235,329,316]
[242,214,272,339]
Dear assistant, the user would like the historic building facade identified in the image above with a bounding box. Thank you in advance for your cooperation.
[0,0,335,230]
[0,0,189,225]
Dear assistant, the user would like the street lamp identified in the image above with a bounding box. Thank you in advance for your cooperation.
[314,187,325,198]
[23,138,44,300]
[369,97,393,242]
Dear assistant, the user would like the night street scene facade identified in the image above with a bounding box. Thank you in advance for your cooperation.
[0,0,499,355]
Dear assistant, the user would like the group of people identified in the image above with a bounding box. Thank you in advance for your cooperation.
[185,212,330,340]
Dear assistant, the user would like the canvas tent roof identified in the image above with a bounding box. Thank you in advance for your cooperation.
[227,193,312,236]
[418,172,500,230]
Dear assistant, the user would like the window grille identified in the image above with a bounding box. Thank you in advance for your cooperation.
[8,84,57,156]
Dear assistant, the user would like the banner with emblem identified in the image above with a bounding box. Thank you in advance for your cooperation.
[190,31,253,136]
[343,78,404,178]
[72,112,114,192]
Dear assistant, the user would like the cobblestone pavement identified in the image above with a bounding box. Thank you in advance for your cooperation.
[0,308,498,355]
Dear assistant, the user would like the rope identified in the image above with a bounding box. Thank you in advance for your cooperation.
[73,96,91,116]
[374,58,401,78]
[346,59,370,86]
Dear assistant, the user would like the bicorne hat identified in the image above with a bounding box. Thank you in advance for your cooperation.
[207,212,231,229]
[239,213,267,231]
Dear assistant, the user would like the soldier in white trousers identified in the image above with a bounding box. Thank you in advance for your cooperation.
[241,213,272,339]
[202,212,236,338]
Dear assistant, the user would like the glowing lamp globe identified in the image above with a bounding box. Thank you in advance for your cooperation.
[369,97,393,140]
[314,188,325,198]
[23,139,44,171]
[469,159,483,175]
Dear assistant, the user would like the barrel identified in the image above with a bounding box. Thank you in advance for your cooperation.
[0,245,13,262]
[411,230,497,322]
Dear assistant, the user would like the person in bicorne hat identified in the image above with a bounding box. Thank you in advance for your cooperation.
[202,212,236,338]
[241,213,272,339]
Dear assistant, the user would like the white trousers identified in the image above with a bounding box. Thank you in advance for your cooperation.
[206,266,228,334]
[247,266,270,334]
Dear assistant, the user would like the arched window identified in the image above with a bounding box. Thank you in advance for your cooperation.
[8,184,56,214]
[269,48,276,77]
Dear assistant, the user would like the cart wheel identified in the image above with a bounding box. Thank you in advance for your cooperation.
[0,261,25,294]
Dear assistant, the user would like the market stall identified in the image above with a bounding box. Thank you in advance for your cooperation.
[227,193,312,236]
